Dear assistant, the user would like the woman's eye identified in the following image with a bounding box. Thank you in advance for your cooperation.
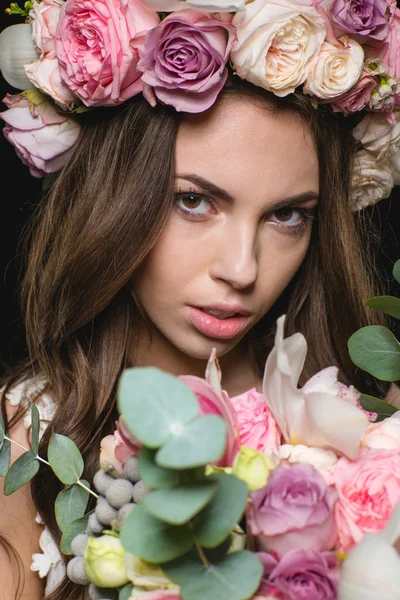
[268,207,315,229]
[175,192,213,216]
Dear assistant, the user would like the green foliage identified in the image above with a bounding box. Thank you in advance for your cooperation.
[348,325,400,381]
[4,450,39,495]
[119,584,133,600]
[31,404,40,455]
[121,504,193,563]
[55,481,90,532]
[0,439,11,477]
[139,447,180,489]
[5,1,32,17]
[48,432,84,485]
[156,415,227,470]
[360,393,399,421]
[164,550,263,600]
[393,259,400,284]
[143,482,218,525]
[366,296,400,320]
[193,473,248,548]
[117,367,199,448]
[0,414,5,446]
[60,512,92,555]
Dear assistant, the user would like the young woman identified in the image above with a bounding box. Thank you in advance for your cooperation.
[0,1,399,599]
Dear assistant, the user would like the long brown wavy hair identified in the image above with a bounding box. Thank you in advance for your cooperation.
[1,73,388,599]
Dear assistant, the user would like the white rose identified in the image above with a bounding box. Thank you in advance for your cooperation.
[361,412,400,451]
[350,149,394,211]
[30,0,64,56]
[304,37,364,100]
[231,0,326,97]
[353,111,400,162]
[141,0,249,10]
[25,55,76,111]
[278,443,338,472]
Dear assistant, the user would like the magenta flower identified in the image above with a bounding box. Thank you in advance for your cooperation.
[134,9,237,112]
[247,462,337,556]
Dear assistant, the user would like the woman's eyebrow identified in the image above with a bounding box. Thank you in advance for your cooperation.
[176,173,319,210]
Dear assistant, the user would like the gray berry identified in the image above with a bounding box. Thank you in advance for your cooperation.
[105,478,135,509]
[88,584,118,600]
[71,533,89,557]
[132,480,151,504]
[118,502,136,524]
[67,556,90,585]
[93,469,115,495]
[123,455,140,483]
[95,496,118,526]
[87,512,104,535]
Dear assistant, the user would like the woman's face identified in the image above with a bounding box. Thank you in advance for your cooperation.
[135,96,319,363]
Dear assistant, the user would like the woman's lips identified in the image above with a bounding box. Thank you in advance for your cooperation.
[188,306,251,340]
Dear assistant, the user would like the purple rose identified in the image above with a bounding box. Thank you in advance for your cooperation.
[247,463,337,556]
[257,550,339,600]
[331,71,377,114]
[134,9,237,112]
[330,0,391,41]
[0,91,80,177]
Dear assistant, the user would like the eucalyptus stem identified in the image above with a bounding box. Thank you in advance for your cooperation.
[77,479,98,499]
[194,539,210,569]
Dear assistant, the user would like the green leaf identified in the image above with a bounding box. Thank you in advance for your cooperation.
[139,447,180,489]
[393,259,400,285]
[164,550,263,600]
[117,367,199,449]
[366,296,400,320]
[4,450,39,495]
[348,326,400,381]
[120,504,192,564]
[55,480,90,532]
[119,584,133,600]
[193,473,248,548]
[0,413,5,445]
[31,404,40,455]
[156,415,227,470]
[143,481,218,525]
[60,512,91,555]
[360,393,398,422]
[0,439,11,477]
[48,432,84,485]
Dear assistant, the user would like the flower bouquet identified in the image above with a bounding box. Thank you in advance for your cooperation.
[1,259,400,600]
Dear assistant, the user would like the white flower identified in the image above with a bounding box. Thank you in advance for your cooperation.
[361,411,400,451]
[0,24,38,90]
[350,149,394,210]
[25,54,77,110]
[124,554,179,591]
[141,0,249,10]
[338,501,400,599]
[231,0,326,97]
[262,315,368,459]
[304,37,364,100]
[353,111,400,162]
[31,526,66,594]
[391,147,400,185]
[278,444,338,471]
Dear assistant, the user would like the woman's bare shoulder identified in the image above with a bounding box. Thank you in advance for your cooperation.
[0,397,46,599]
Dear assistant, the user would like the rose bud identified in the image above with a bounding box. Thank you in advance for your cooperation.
[83,534,129,588]
[232,446,275,492]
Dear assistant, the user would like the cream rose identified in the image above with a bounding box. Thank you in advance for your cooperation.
[304,37,364,100]
[350,149,394,210]
[231,0,326,97]
[362,412,400,451]
[353,110,400,162]
[278,444,338,472]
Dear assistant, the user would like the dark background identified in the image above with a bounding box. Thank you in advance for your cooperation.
[0,8,399,375]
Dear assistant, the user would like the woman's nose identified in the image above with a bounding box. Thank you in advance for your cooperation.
[209,222,258,290]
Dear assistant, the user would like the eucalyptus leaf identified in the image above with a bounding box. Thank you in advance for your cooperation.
[3,450,39,495]
[117,367,199,449]
[164,550,263,600]
[120,504,192,563]
[193,473,248,548]
[0,438,11,477]
[60,512,92,555]
[0,413,4,445]
[143,481,218,525]
[366,296,400,320]
[156,415,227,470]
[31,404,40,455]
[119,584,133,600]
[360,393,398,422]
[348,326,400,381]
[393,259,400,285]
[48,431,84,485]
[139,447,180,489]
[55,480,90,532]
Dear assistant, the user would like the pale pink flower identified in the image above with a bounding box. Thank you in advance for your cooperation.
[331,71,376,114]
[361,411,400,451]
[230,388,280,453]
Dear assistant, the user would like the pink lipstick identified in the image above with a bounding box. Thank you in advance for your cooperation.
[188,306,251,340]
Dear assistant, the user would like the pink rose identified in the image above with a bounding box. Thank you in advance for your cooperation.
[247,463,337,557]
[30,0,64,55]
[100,421,141,476]
[0,91,80,177]
[362,412,400,450]
[230,388,280,454]
[331,71,377,114]
[326,447,400,552]
[54,0,160,107]
[375,7,400,104]
[134,10,236,112]
[179,375,240,466]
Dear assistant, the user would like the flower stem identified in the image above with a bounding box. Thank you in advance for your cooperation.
[194,540,210,569]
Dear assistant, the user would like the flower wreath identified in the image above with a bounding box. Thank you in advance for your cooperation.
[0,0,400,210]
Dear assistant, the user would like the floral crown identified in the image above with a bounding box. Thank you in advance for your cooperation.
[1,0,400,210]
